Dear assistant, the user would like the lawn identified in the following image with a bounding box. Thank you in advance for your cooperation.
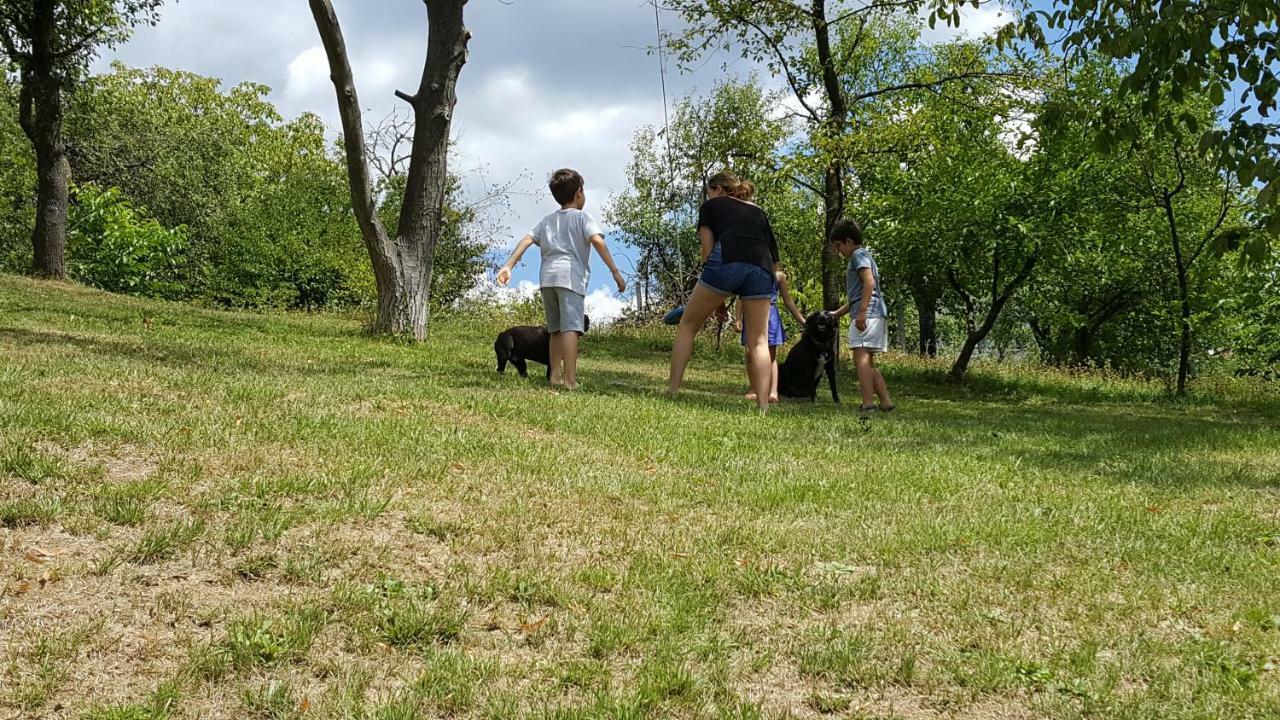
[1,274,1278,720]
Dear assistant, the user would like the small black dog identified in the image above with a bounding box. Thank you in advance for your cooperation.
[494,315,590,380]
[777,311,840,403]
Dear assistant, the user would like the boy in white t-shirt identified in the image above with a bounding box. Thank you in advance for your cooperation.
[497,168,626,389]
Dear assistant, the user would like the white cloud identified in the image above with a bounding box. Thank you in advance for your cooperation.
[919,3,1015,44]
[284,46,329,101]
[584,287,629,327]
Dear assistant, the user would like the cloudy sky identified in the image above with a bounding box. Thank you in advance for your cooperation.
[94,0,1009,321]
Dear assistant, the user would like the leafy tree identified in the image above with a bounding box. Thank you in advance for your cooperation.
[0,0,165,278]
[607,77,801,311]
[1012,0,1279,242]
[65,65,372,309]
[854,48,1043,379]
[664,1,1019,309]
[0,69,36,271]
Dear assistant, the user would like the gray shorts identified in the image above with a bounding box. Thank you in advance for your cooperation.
[541,287,586,333]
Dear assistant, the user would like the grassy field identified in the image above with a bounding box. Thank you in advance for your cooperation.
[1,274,1278,720]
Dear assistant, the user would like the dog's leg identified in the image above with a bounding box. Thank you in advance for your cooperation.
[825,352,840,404]
[512,357,529,378]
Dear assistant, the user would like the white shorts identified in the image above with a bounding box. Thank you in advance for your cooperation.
[848,316,888,353]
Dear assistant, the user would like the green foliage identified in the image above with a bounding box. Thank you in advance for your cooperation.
[1011,0,1280,238]
[0,73,34,272]
[607,76,806,308]
[0,2,164,81]
[66,183,187,297]
[65,65,372,309]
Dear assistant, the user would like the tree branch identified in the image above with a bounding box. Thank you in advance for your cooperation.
[725,9,820,121]
[850,70,1023,103]
[17,72,34,140]
[1188,183,1233,267]
[306,0,391,263]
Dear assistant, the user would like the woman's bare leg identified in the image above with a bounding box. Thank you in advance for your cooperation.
[740,298,772,413]
[667,284,729,395]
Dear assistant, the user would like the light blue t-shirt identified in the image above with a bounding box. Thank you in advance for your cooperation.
[529,208,603,296]
[846,247,886,319]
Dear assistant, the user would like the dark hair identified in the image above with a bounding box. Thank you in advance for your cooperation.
[828,218,863,246]
[549,168,584,205]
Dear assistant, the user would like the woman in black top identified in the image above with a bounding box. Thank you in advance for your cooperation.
[667,171,779,413]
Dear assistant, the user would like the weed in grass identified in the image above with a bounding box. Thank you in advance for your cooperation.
[805,692,852,715]
[223,501,290,552]
[796,628,884,690]
[232,551,278,580]
[573,565,619,594]
[225,607,327,670]
[4,619,102,712]
[182,643,231,683]
[637,656,699,706]
[120,518,205,564]
[556,658,610,691]
[280,545,334,585]
[92,481,159,526]
[1,445,68,483]
[376,596,467,648]
[241,680,301,720]
[404,512,463,540]
[371,650,493,717]
[81,682,178,720]
[0,496,62,527]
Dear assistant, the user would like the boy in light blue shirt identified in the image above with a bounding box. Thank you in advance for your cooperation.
[497,168,626,389]
[829,217,895,413]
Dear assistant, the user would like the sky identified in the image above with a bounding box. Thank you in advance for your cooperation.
[93,0,1011,323]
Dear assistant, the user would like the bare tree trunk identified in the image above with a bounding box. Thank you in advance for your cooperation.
[19,2,70,280]
[813,1,848,312]
[947,255,1037,382]
[308,0,469,341]
[914,291,938,357]
[820,165,844,310]
[1166,203,1192,396]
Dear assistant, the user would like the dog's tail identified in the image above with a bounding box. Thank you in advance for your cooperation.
[494,333,514,373]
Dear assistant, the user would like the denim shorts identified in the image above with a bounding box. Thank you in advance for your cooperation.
[698,259,775,300]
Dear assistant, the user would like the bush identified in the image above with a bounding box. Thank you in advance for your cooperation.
[67,183,188,298]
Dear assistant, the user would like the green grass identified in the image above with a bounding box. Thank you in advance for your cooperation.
[1,274,1278,719]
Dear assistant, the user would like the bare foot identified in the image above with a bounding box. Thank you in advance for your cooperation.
[745,391,758,401]
[768,395,779,403]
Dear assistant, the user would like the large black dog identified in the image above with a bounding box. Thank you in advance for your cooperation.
[777,311,840,403]
[494,315,590,380]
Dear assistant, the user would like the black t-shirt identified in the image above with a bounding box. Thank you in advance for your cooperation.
[696,196,780,272]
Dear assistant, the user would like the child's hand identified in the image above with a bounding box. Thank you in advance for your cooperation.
[855,313,868,332]
[496,267,512,286]
[613,270,626,293]
[733,320,742,332]
[793,314,807,326]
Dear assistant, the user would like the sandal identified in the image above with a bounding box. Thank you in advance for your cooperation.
[879,404,896,413]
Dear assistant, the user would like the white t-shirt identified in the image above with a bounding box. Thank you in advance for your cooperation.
[529,208,603,296]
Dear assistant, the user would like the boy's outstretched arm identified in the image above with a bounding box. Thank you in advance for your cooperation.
[588,234,627,293]
[496,234,536,286]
